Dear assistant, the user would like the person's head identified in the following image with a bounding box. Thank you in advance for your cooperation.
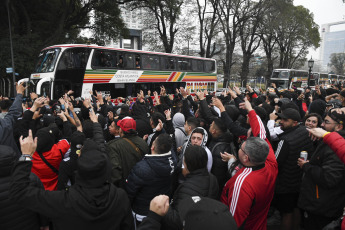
[150,112,165,128]
[151,133,172,155]
[191,128,205,146]
[239,137,269,166]
[304,113,322,129]
[326,99,342,112]
[209,119,227,138]
[322,109,345,132]
[339,90,345,106]
[117,117,137,136]
[183,145,208,176]
[82,119,94,138]
[35,127,56,154]
[184,117,200,135]
[109,119,120,136]
[0,99,12,112]
[172,112,185,128]
[75,140,111,188]
[277,108,301,131]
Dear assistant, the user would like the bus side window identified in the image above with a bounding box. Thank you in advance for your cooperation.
[135,54,141,69]
[204,60,215,73]
[124,53,134,68]
[161,57,175,70]
[192,60,203,72]
[178,58,191,71]
[143,54,159,70]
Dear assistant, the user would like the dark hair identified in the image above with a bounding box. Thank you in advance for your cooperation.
[186,117,200,130]
[151,112,166,127]
[304,113,323,127]
[212,119,227,133]
[0,100,12,110]
[184,145,208,172]
[154,133,172,154]
[82,119,94,138]
[192,128,204,136]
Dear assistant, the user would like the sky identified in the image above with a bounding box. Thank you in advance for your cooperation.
[294,0,345,60]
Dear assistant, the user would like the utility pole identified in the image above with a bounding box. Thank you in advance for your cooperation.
[7,0,16,97]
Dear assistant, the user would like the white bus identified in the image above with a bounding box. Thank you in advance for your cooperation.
[267,69,309,92]
[24,44,217,99]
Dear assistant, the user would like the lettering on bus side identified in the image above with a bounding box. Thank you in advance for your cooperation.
[109,70,143,83]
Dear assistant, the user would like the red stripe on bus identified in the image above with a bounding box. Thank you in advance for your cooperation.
[167,72,176,82]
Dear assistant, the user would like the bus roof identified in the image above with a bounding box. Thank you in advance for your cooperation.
[42,44,216,61]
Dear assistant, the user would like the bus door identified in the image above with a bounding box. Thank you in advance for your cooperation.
[36,77,52,98]
[55,48,91,98]
[53,79,71,99]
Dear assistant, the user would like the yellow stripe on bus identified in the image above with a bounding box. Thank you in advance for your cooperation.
[172,72,181,82]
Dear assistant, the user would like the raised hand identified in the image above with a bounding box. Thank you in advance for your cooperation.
[19,129,37,156]
[149,195,170,217]
[239,97,253,112]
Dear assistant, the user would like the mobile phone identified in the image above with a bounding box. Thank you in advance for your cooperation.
[55,105,61,113]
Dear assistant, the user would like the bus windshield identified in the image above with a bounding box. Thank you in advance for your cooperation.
[34,48,61,73]
[270,79,289,89]
[271,70,289,79]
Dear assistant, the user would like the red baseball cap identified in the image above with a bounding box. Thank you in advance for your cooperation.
[117,117,136,132]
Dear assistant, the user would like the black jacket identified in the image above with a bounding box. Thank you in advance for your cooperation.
[298,130,345,218]
[10,161,134,230]
[275,125,314,194]
[0,145,47,230]
[162,168,219,230]
[125,151,176,216]
[208,131,233,193]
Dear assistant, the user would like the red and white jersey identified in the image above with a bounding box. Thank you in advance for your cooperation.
[221,110,278,230]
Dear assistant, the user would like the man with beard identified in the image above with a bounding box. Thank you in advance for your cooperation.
[298,109,345,230]
[273,108,314,230]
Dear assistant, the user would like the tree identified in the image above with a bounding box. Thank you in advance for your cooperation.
[238,0,267,85]
[275,4,320,69]
[0,0,127,79]
[329,53,345,75]
[129,0,183,53]
[215,0,242,87]
[258,0,280,80]
[196,0,221,58]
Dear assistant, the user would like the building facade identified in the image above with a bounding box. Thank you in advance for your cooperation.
[319,21,345,70]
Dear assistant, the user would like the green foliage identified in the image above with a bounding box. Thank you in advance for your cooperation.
[0,0,127,79]
[329,53,345,75]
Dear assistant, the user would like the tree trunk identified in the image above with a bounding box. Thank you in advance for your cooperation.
[240,53,251,87]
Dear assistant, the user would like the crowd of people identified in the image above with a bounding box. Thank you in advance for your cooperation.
[1,81,345,230]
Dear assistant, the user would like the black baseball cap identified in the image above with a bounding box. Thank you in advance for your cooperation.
[276,108,301,121]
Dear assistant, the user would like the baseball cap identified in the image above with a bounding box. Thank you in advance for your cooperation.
[276,108,301,121]
[326,99,342,108]
[328,108,345,125]
[117,116,136,132]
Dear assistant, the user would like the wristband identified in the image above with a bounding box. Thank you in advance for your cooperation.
[19,154,32,162]
[322,132,330,138]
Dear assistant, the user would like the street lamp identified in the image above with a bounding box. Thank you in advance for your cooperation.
[308,57,314,86]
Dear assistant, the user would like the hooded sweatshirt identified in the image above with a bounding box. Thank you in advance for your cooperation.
[0,145,47,230]
[10,161,134,230]
[172,112,187,149]
[181,127,213,172]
